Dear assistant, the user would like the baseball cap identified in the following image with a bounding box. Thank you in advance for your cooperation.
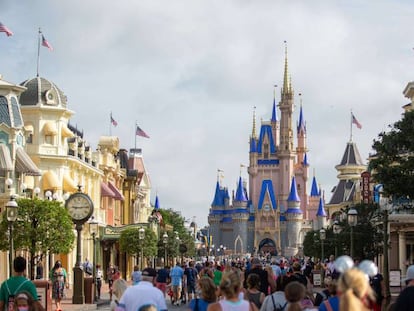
[404,265,414,282]
[142,268,157,277]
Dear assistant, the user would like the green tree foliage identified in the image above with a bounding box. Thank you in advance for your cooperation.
[303,203,382,260]
[370,110,414,197]
[0,198,75,279]
[119,226,157,259]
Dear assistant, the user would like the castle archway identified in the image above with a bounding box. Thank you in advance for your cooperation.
[258,238,277,256]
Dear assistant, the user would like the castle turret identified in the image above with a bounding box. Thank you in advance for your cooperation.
[154,194,160,210]
[285,177,303,256]
[308,175,320,221]
[316,196,327,229]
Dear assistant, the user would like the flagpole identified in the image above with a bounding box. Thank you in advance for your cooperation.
[109,112,112,136]
[134,121,137,150]
[350,110,353,142]
[36,28,41,77]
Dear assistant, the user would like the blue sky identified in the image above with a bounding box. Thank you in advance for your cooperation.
[1,0,413,226]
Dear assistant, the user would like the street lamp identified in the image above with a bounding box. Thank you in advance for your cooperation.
[163,232,168,266]
[139,227,145,270]
[89,217,99,302]
[347,208,358,258]
[175,233,180,264]
[6,196,18,277]
[380,197,392,299]
[333,221,342,258]
[319,228,326,262]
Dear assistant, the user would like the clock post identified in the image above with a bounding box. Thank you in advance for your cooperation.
[65,189,94,305]
[73,222,85,304]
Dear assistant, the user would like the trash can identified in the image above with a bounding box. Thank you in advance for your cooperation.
[84,277,94,304]
[33,280,52,311]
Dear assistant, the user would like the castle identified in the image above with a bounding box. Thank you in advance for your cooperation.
[208,48,327,256]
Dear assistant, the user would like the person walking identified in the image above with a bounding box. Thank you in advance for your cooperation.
[96,264,103,300]
[207,270,253,311]
[170,262,184,306]
[188,277,217,311]
[118,268,167,311]
[131,265,142,285]
[50,260,68,311]
[184,261,199,302]
[244,273,265,310]
[110,278,128,311]
[393,265,414,311]
[13,291,36,311]
[156,265,170,297]
[0,256,44,311]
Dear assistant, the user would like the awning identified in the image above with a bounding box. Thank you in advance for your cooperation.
[42,170,61,190]
[63,173,78,192]
[23,175,34,189]
[101,182,116,198]
[61,124,74,138]
[0,144,13,171]
[43,122,57,135]
[24,124,34,133]
[108,181,124,201]
[15,147,41,176]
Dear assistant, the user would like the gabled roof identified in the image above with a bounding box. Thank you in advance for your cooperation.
[339,142,364,166]
[329,179,356,205]
[257,179,277,210]
[257,124,276,153]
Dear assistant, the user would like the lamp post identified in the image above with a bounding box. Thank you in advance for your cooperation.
[380,197,391,299]
[89,217,99,302]
[332,221,341,258]
[320,228,326,262]
[6,196,18,277]
[175,233,180,264]
[163,232,168,266]
[139,227,145,270]
[347,208,358,258]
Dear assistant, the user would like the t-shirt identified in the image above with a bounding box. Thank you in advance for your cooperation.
[393,286,414,311]
[118,281,167,311]
[318,296,339,311]
[0,276,39,310]
[184,267,198,286]
[156,268,169,283]
[170,265,184,286]
[131,271,142,284]
[189,298,210,311]
[244,268,269,295]
[213,270,222,286]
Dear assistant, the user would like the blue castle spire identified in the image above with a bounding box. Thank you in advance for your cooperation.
[303,153,309,166]
[316,197,327,217]
[310,176,319,197]
[287,176,300,202]
[154,195,160,209]
[235,176,248,202]
[271,97,277,122]
[212,181,223,206]
[297,104,306,134]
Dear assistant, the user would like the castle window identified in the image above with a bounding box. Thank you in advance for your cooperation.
[264,143,269,159]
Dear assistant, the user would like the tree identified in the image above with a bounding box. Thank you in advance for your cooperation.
[119,227,157,263]
[0,198,75,279]
[370,110,414,198]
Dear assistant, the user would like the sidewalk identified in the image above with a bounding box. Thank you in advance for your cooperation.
[60,282,111,311]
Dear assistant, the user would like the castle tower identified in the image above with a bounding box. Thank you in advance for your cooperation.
[232,176,249,254]
[278,44,296,203]
[308,175,320,220]
[316,196,327,229]
[285,177,303,256]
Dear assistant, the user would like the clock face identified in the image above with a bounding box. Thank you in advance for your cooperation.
[65,193,94,222]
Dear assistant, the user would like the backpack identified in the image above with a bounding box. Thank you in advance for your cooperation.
[5,279,30,311]
[270,295,287,311]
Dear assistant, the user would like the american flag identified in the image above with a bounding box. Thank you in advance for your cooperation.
[136,125,150,138]
[41,35,53,50]
[110,113,118,126]
[352,113,362,129]
[0,22,13,37]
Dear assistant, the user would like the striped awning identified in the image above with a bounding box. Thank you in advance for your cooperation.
[15,147,41,176]
[63,173,78,192]
[101,182,116,198]
[43,122,57,135]
[108,181,124,201]
[0,144,13,171]
[42,170,61,190]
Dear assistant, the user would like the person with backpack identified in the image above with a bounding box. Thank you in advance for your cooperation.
[188,277,217,311]
[0,256,44,311]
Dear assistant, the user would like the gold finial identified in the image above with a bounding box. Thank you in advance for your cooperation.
[299,92,302,106]
[252,106,257,138]
[283,41,289,94]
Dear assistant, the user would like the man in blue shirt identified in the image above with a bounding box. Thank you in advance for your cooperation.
[170,262,184,306]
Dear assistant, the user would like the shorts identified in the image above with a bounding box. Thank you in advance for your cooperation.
[187,283,196,294]
[172,285,182,295]
[156,282,167,292]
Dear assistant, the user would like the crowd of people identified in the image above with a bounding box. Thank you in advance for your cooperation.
[103,254,414,311]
